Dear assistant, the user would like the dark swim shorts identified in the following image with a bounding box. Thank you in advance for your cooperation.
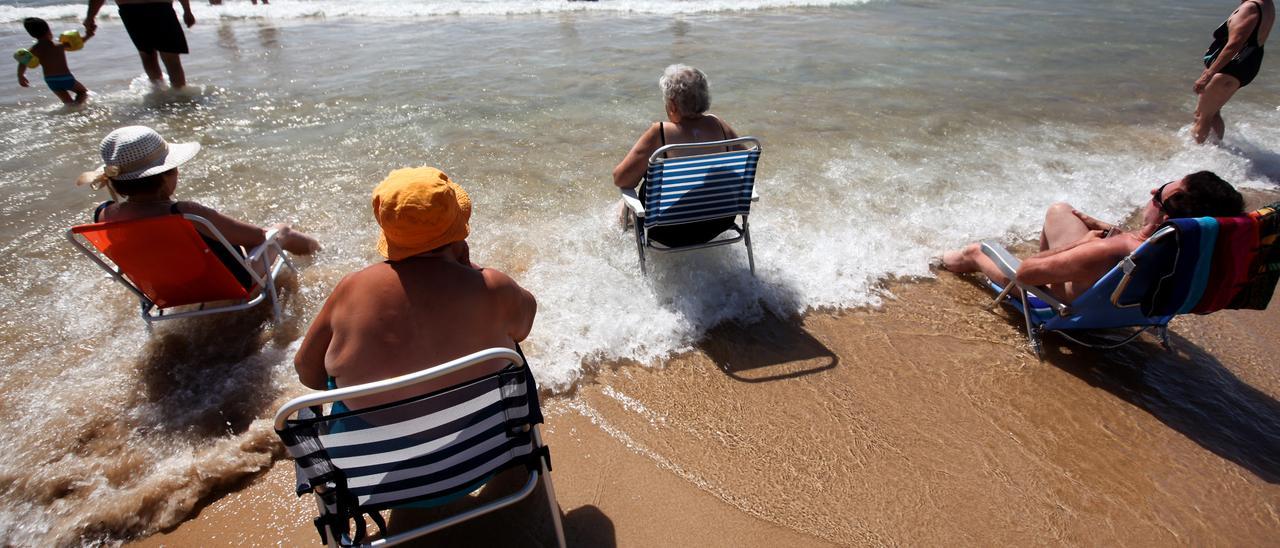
[118,3,189,54]
[44,73,78,92]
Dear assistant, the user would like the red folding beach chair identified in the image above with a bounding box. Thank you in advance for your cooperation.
[66,213,294,324]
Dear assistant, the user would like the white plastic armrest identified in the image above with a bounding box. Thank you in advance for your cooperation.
[247,228,283,263]
[620,188,646,218]
[979,240,1070,312]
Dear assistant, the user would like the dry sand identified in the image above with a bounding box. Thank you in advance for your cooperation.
[135,270,1280,546]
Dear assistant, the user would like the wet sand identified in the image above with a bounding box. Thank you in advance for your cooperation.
[135,254,1280,546]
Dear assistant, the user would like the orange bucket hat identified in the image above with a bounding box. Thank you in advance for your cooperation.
[372,167,471,261]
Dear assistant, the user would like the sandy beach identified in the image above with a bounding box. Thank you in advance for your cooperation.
[136,219,1280,546]
[3,0,1280,544]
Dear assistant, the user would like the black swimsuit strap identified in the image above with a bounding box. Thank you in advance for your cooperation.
[700,114,732,152]
[657,122,667,158]
[1243,1,1265,43]
[93,200,115,223]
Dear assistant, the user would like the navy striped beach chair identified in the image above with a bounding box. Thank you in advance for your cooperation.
[273,347,566,547]
[620,137,762,275]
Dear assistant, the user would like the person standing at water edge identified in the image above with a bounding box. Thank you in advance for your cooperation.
[1192,0,1275,144]
[294,167,537,411]
[83,0,197,89]
[613,64,746,246]
[942,172,1244,303]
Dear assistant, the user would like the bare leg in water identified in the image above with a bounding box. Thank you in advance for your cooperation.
[136,50,187,89]
[1192,73,1242,144]
[940,200,1094,303]
[137,50,165,87]
[159,52,186,89]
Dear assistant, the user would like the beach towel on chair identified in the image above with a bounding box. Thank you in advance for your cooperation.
[1227,201,1280,310]
[1192,216,1259,313]
[1142,218,1216,316]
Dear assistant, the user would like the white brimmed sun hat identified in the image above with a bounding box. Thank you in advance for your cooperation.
[77,126,201,194]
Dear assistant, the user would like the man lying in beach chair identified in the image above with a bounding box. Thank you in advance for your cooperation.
[942,171,1267,356]
[286,167,563,546]
[67,214,295,324]
[275,347,564,547]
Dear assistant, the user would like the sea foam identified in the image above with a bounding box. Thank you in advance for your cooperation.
[510,112,1280,391]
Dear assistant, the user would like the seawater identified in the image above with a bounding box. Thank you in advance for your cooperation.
[0,0,1277,543]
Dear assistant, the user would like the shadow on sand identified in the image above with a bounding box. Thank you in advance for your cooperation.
[387,468,617,547]
[700,312,839,383]
[964,270,1280,483]
[1039,332,1280,484]
[641,245,833,382]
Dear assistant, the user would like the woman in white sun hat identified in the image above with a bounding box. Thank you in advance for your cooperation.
[78,126,319,287]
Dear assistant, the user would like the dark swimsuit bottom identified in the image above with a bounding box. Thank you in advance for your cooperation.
[640,117,737,247]
[1204,1,1266,88]
[95,201,255,290]
[118,2,189,54]
[44,74,78,92]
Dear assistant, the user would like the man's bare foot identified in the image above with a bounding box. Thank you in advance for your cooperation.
[940,244,979,273]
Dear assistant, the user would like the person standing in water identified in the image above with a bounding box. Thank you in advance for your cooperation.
[1192,0,1275,144]
[16,18,93,105]
[83,0,197,89]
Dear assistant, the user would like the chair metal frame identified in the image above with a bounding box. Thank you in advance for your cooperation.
[981,226,1177,358]
[273,347,567,548]
[620,137,761,275]
[65,213,295,325]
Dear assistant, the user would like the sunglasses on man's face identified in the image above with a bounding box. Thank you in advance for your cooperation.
[1152,180,1174,213]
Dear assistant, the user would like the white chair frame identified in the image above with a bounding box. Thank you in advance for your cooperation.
[620,137,762,275]
[65,214,294,325]
[273,347,567,548]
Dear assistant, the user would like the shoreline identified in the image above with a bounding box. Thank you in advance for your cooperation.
[2,1,1279,542]
[133,205,1280,545]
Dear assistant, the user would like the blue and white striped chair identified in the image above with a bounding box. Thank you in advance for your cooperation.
[274,347,566,547]
[620,137,762,275]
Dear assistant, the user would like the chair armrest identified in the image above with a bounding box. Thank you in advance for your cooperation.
[979,240,1021,278]
[246,228,283,263]
[979,240,1070,313]
[620,188,645,218]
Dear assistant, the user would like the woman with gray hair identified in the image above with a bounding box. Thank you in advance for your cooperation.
[613,64,745,247]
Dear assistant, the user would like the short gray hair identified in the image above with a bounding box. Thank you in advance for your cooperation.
[659,64,711,117]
